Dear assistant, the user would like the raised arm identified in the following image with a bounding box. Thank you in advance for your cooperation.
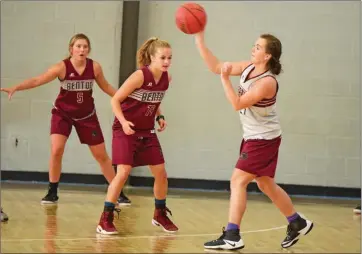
[194,31,251,76]
[93,61,117,97]
[0,62,64,100]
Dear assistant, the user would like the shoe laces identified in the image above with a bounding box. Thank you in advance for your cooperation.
[104,208,121,222]
[158,207,174,224]
[114,208,121,219]
[159,207,173,217]
[285,224,296,240]
[208,227,226,243]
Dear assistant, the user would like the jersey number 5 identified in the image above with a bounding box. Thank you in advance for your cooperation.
[77,92,83,103]
[145,105,156,116]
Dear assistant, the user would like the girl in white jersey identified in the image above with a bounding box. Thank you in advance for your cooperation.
[195,31,313,250]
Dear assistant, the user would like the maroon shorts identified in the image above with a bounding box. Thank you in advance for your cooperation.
[112,129,164,167]
[50,108,104,146]
[235,136,281,178]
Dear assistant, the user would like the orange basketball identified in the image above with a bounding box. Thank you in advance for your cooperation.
[175,3,207,34]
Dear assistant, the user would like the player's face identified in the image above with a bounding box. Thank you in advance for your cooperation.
[70,39,89,60]
[151,47,172,72]
[251,38,271,64]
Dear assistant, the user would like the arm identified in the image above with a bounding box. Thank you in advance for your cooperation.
[111,70,144,125]
[0,62,63,98]
[154,74,171,132]
[94,61,117,97]
[220,63,277,111]
[0,62,63,100]
[156,74,171,118]
[194,31,250,76]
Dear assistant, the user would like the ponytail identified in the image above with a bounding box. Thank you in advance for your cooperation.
[136,37,158,68]
[136,37,171,68]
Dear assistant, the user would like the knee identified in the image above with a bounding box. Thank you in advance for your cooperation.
[154,168,168,182]
[116,166,132,177]
[230,174,250,190]
[51,146,64,159]
[256,178,275,194]
[93,151,110,164]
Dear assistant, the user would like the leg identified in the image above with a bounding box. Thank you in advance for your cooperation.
[49,134,68,183]
[115,164,132,206]
[89,143,115,184]
[228,168,256,225]
[96,164,132,235]
[256,176,296,217]
[43,110,72,204]
[149,164,178,232]
[149,164,168,200]
[106,165,132,203]
[204,168,255,250]
[256,177,313,248]
[42,134,68,204]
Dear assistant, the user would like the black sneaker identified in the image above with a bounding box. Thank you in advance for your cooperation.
[353,205,361,214]
[281,215,313,248]
[117,191,131,206]
[1,208,9,222]
[41,192,59,204]
[204,227,244,250]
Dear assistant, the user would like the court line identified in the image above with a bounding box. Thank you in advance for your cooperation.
[1,225,286,242]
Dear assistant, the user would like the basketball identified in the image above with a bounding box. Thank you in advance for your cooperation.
[175,3,207,34]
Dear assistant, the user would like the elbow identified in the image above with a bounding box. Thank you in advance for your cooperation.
[232,104,240,111]
[232,102,244,111]
[110,97,117,107]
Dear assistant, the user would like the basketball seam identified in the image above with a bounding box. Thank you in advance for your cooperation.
[182,6,203,29]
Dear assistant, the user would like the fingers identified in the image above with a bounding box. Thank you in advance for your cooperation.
[157,122,167,132]
[125,128,135,135]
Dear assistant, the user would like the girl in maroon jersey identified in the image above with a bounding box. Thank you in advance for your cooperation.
[96,37,178,235]
[0,33,128,205]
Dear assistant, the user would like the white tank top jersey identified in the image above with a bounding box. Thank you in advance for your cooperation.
[238,64,282,140]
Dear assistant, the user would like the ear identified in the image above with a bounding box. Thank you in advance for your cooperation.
[150,54,156,62]
[265,54,272,61]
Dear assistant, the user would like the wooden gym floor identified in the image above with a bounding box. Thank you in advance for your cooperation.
[0,182,360,253]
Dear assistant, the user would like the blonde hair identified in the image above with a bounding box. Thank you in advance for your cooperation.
[68,33,91,57]
[136,37,171,68]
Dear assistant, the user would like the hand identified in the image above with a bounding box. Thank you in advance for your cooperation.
[157,119,167,132]
[0,86,17,100]
[121,121,135,135]
[221,62,232,79]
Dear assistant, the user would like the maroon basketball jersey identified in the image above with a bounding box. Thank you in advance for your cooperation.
[113,66,169,132]
[54,58,95,119]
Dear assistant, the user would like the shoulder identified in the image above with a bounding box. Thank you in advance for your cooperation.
[52,61,66,72]
[92,60,103,76]
[131,69,145,82]
[254,76,277,97]
[256,75,277,87]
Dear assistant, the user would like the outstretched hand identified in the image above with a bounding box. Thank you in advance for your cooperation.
[0,87,17,100]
